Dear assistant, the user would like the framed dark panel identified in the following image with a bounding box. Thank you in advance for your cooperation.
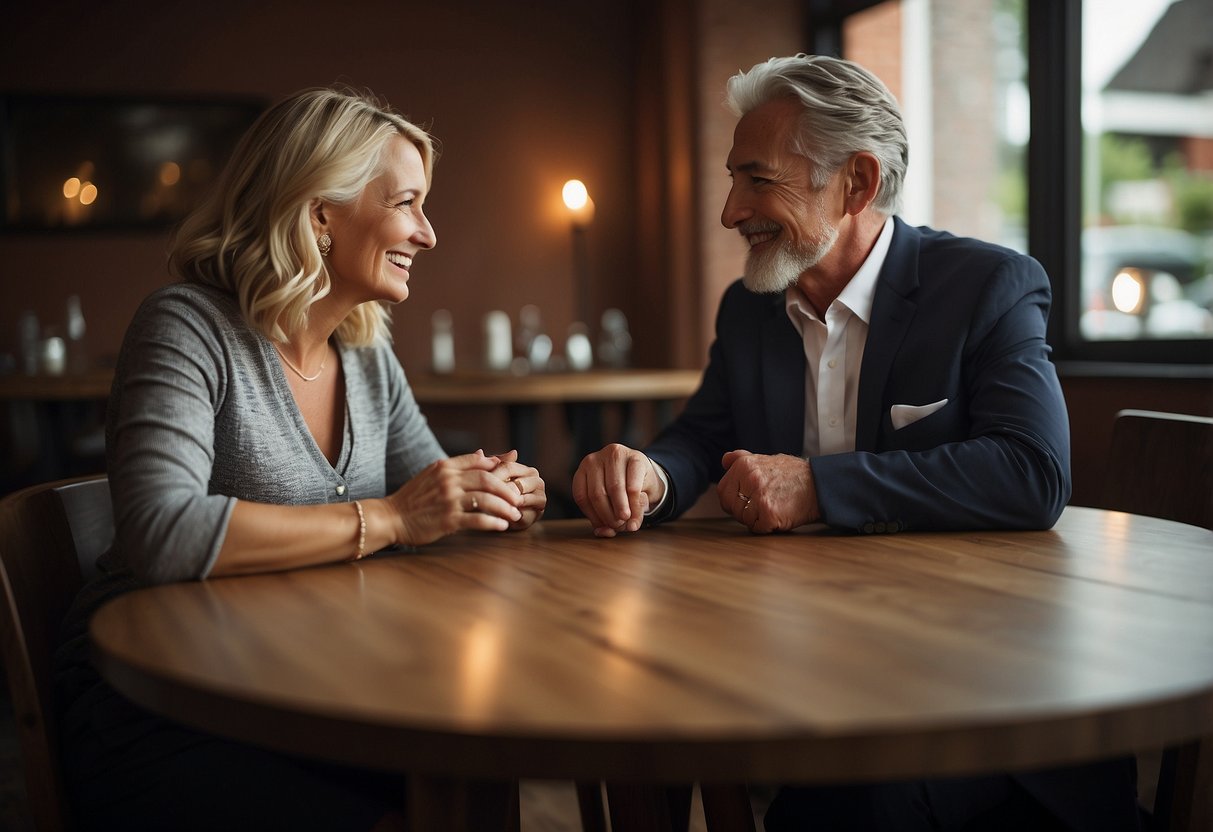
[0,94,264,232]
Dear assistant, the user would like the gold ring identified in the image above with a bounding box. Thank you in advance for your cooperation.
[737,490,749,502]
[470,496,479,512]
[514,479,526,495]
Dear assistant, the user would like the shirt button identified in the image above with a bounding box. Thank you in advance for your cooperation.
[336,484,346,496]
[827,358,838,369]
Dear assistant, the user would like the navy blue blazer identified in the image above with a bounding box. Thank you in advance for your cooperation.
[647,217,1072,533]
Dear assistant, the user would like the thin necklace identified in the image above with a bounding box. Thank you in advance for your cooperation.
[274,344,326,382]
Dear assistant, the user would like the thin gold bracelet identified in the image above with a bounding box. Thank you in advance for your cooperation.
[348,499,367,562]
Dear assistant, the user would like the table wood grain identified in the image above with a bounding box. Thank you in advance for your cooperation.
[90,507,1213,800]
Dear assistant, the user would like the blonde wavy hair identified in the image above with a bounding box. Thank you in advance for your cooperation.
[169,87,437,347]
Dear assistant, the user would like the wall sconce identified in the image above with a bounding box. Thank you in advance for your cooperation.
[562,179,595,330]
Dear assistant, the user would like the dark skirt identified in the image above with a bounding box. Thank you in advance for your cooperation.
[57,658,403,832]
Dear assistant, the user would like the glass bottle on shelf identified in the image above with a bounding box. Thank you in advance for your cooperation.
[65,294,89,373]
[18,310,41,376]
[566,322,593,372]
[598,308,632,369]
[431,309,455,375]
[483,311,513,372]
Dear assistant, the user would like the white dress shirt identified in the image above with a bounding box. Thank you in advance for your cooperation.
[784,216,894,457]
[646,216,895,515]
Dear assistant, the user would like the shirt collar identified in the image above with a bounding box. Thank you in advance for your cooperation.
[784,215,894,325]
[835,215,894,325]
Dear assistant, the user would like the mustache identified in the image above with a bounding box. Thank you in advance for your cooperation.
[737,221,781,236]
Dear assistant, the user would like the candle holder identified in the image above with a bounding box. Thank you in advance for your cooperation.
[562,179,595,331]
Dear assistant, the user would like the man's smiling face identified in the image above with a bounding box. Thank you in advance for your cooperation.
[722,96,840,293]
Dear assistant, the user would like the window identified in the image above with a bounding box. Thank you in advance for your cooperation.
[1078,0,1213,347]
[816,0,1213,367]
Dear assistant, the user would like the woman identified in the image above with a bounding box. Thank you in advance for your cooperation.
[54,87,546,831]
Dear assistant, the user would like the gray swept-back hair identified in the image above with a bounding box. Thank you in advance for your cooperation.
[170,86,437,347]
[726,54,907,215]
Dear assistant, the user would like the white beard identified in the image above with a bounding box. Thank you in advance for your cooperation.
[740,200,839,294]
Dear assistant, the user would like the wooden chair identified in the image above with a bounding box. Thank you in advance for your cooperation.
[1104,409,1213,531]
[1102,410,1213,832]
[0,474,112,832]
[0,477,529,832]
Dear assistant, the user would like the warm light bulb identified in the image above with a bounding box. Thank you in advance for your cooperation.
[561,179,595,226]
[159,161,181,186]
[63,177,81,199]
[79,182,98,206]
[1111,270,1144,314]
[563,180,589,210]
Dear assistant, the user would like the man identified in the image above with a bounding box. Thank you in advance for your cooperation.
[572,55,1139,831]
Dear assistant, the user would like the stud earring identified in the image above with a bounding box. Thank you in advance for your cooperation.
[317,232,332,257]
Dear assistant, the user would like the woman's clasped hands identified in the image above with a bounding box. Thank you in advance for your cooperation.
[385,449,545,545]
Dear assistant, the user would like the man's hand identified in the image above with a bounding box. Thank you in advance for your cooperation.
[572,444,666,537]
[718,450,821,533]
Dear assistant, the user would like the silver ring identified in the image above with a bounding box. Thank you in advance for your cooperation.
[470,496,479,512]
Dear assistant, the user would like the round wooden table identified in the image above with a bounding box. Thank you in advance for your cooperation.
[91,507,1213,828]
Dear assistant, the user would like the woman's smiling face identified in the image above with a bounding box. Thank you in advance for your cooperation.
[318,134,437,305]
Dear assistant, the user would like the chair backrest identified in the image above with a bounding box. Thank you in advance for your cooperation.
[52,478,112,582]
[1103,411,1212,830]
[1103,409,1213,530]
[0,474,113,832]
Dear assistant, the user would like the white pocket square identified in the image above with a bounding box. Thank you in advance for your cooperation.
[890,399,948,430]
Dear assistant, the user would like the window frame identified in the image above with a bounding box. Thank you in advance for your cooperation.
[1029,0,1212,370]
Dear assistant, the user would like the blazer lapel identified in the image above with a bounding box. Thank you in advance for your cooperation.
[856,218,920,452]
[762,296,805,454]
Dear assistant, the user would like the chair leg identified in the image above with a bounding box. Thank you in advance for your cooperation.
[604,782,692,831]
[470,778,520,832]
[1164,735,1212,832]
[667,784,693,831]
[407,776,519,831]
[700,783,756,832]
[575,781,608,832]
[1155,745,1180,827]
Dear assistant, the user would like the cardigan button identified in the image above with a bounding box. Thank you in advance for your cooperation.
[336,484,346,496]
